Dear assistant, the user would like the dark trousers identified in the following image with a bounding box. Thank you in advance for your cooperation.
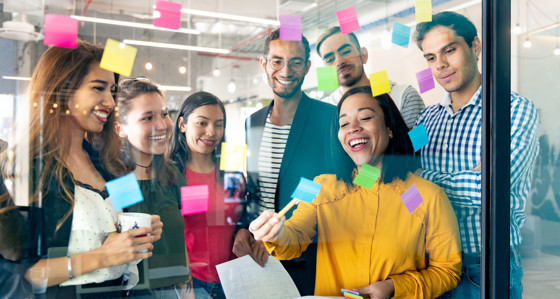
[281,242,317,296]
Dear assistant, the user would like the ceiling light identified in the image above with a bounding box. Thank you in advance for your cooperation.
[512,23,522,35]
[381,27,392,50]
[70,16,199,35]
[554,47,560,56]
[213,67,221,77]
[158,85,192,92]
[227,79,236,93]
[123,40,230,54]
[2,76,31,81]
[180,8,279,26]
[179,66,187,74]
[523,38,532,48]
[145,62,153,70]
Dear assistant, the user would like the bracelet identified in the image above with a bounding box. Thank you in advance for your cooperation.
[67,256,73,280]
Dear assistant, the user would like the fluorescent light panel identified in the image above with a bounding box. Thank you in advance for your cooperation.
[70,16,200,35]
[180,8,279,26]
[123,39,230,54]
[2,76,31,81]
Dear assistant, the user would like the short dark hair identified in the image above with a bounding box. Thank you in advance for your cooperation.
[334,86,415,185]
[315,26,361,57]
[263,28,311,61]
[414,11,478,50]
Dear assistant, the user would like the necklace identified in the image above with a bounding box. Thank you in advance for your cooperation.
[135,162,152,174]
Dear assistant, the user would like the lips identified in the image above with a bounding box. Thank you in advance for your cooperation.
[92,109,110,122]
[276,78,296,86]
[439,72,455,82]
[348,137,370,152]
[200,139,217,146]
[149,134,167,142]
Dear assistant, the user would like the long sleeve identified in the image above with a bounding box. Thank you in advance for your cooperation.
[400,86,426,129]
[419,169,481,207]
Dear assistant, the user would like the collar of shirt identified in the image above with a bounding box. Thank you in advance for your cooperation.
[439,85,483,116]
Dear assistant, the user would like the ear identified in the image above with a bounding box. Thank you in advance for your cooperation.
[259,57,267,71]
[304,59,311,75]
[387,127,393,139]
[472,36,482,58]
[178,116,186,133]
[115,122,127,139]
[360,47,369,65]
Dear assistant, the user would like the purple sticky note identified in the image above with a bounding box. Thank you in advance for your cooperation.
[400,184,424,214]
[336,7,360,34]
[416,68,435,93]
[181,185,209,215]
[279,15,302,41]
[153,0,182,30]
[43,14,78,49]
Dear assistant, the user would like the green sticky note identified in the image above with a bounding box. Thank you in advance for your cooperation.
[415,0,432,23]
[353,163,380,189]
[369,70,391,97]
[100,38,137,77]
[316,66,339,91]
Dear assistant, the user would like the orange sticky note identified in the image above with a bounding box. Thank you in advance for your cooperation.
[415,0,432,23]
[369,70,391,97]
[219,142,246,172]
[99,39,137,77]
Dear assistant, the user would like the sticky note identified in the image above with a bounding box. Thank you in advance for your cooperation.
[316,66,338,91]
[400,184,424,214]
[409,123,430,152]
[279,15,302,41]
[219,142,247,172]
[43,14,78,49]
[341,289,360,296]
[416,68,435,93]
[343,293,363,299]
[391,21,411,48]
[106,173,144,210]
[291,177,321,203]
[415,0,433,23]
[353,163,381,189]
[336,7,360,34]
[181,185,209,215]
[153,0,182,30]
[99,39,137,77]
[369,70,391,97]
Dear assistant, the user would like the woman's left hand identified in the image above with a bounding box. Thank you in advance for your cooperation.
[355,279,394,299]
[150,215,163,243]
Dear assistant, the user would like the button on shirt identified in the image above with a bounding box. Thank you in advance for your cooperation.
[416,86,539,254]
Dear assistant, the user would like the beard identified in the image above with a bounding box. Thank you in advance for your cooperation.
[268,75,304,99]
[338,64,364,88]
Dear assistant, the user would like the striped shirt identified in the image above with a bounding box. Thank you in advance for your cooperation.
[416,86,539,254]
[257,114,291,214]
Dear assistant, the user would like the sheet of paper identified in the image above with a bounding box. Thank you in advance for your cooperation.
[291,177,321,203]
[400,184,424,214]
[316,66,339,91]
[353,163,380,189]
[415,0,433,23]
[408,123,430,152]
[106,173,144,210]
[153,0,182,30]
[43,14,78,48]
[99,38,137,77]
[369,70,391,97]
[336,7,360,34]
[416,68,436,93]
[219,142,246,172]
[181,185,209,215]
[279,15,302,41]
[391,21,411,48]
[217,255,301,299]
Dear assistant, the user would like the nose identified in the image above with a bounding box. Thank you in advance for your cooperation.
[334,53,346,66]
[435,55,448,71]
[279,62,292,77]
[206,124,216,137]
[155,115,168,131]
[346,118,361,134]
[102,90,116,110]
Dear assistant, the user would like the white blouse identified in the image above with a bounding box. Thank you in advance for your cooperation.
[60,185,138,289]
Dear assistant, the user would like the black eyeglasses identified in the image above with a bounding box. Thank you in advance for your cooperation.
[266,58,306,71]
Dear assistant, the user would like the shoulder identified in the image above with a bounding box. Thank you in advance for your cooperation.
[312,174,355,205]
[510,92,537,114]
[400,173,448,201]
[417,103,441,122]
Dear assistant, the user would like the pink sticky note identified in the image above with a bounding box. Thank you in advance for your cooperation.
[43,14,78,49]
[153,0,182,30]
[416,68,435,93]
[400,184,424,214]
[181,185,209,215]
[279,15,302,41]
[336,7,360,34]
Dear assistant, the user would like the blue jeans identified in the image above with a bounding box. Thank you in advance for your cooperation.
[193,277,226,299]
[440,248,523,299]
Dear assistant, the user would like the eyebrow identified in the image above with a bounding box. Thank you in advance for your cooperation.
[339,107,376,118]
[269,55,305,61]
[423,41,457,58]
[322,44,352,60]
[194,115,224,121]
[89,79,109,85]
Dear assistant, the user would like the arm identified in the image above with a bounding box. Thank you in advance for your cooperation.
[400,86,426,130]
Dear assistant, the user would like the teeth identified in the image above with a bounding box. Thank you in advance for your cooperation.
[349,139,368,147]
[149,135,166,141]
[92,110,108,119]
[278,79,294,85]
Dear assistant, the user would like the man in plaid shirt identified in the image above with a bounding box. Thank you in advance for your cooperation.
[413,12,539,299]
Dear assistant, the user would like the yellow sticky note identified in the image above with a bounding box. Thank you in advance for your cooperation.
[219,142,246,172]
[415,0,432,23]
[369,70,391,97]
[99,39,137,77]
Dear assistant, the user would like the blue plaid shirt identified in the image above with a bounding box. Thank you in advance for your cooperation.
[416,86,539,254]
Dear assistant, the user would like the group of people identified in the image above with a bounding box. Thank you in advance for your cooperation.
[0,10,538,299]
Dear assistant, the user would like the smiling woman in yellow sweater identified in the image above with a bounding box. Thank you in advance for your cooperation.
[250,86,461,298]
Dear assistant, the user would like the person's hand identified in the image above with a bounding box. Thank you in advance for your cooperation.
[96,228,154,267]
[355,279,395,299]
[414,167,424,176]
[472,163,481,171]
[232,228,269,267]
[250,210,285,243]
[150,215,163,243]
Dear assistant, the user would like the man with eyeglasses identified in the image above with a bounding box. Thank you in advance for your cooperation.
[316,27,425,129]
[233,29,346,296]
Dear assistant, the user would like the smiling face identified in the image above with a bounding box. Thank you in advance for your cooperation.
[338,93,393,169]
[68,63,116,133]
[318,33,368,88]
[180,104,224,157]
[118,92,172,156]
[421,25,481,95]
[260,39,310,99]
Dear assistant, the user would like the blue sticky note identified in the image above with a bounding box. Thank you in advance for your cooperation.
[106,173,144,210]
[391,21,411,48]
[409,123,430,152]
[291,177,321,203]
